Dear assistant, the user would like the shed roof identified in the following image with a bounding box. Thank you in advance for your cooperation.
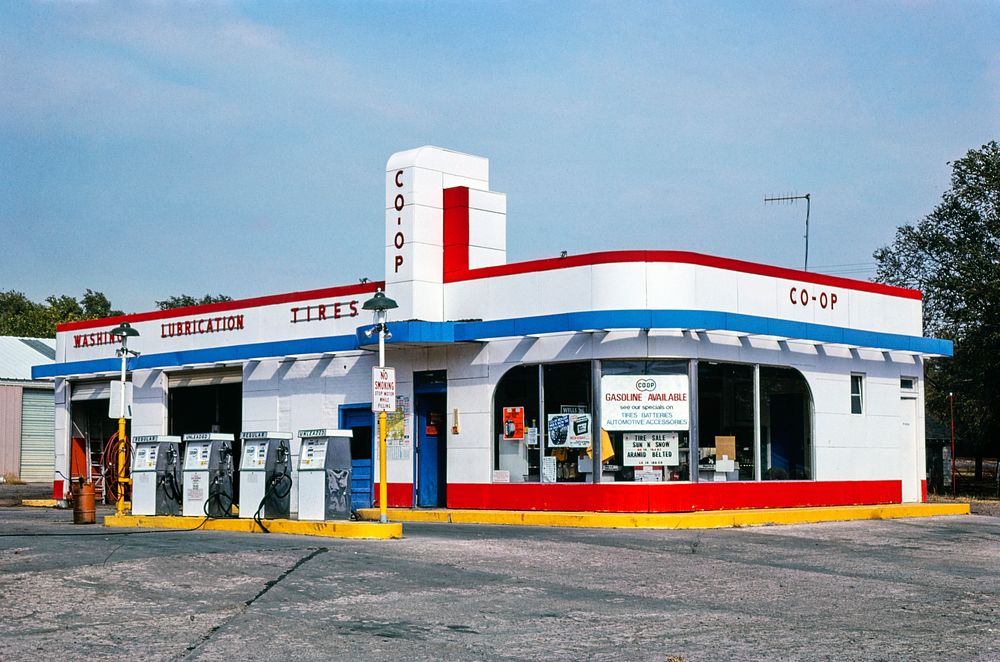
[0,336,56,381]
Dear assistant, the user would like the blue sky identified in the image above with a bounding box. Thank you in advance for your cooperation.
[2,1,998,314]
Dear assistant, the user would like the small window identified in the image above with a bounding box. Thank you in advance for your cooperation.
[850,374,864,414]
[900,377,916,392]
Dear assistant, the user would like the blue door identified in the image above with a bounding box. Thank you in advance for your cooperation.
[340,404,374,511]
[416,392,447,507]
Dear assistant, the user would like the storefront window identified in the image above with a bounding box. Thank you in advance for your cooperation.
[697,362,754,480]
[759,367,812,480]
[542,363,592,482]
[493,362,594,482]
[493,365,540,482]
[601,360,691,482]
[494,358,814,485]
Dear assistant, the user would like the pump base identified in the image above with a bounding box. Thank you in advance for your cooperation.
[103,514,401,539]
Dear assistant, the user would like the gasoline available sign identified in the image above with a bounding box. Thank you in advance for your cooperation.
[600,375,689,430]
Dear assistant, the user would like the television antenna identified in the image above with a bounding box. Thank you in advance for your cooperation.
[764,193,811,271]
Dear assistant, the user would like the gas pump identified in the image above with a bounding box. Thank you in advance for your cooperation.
[182,432,234,517]
[131,435,182,516]
[296,428,353,521]
[238,431,293,521]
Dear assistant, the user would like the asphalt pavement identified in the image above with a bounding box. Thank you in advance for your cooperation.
[1,505,998,661]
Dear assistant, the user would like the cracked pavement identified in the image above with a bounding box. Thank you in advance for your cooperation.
[1,506,998,661]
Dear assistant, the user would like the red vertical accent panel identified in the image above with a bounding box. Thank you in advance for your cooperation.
[442,187,470,277]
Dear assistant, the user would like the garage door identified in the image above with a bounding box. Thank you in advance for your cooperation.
[20,388,54,483]
[70,380,112,401]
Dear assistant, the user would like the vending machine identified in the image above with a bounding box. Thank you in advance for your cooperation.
[181,433,234,517]
[131,435,182,516]
[238,431,293,520]
[296,428,353,521]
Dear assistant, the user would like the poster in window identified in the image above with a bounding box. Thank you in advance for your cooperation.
[623,432,680,466]
[386,395,412,460]
[502,406,525,440]
[547,413,591,448]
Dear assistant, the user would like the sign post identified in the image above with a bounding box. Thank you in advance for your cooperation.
[363,288,399,525]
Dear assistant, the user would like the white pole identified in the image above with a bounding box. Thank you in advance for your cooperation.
[378,311,385,370]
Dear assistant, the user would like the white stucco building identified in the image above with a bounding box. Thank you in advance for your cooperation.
[34,147,950,512]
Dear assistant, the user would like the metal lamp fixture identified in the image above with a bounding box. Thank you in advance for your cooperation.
[362,290,398,314]
[109,321,140,339]
[363,289,398,341]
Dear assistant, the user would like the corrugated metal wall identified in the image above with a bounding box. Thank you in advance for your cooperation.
[0,385,23,477]
[20,389,54,482]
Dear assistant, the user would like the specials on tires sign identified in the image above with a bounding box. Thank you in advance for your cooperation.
[600,375,690,430]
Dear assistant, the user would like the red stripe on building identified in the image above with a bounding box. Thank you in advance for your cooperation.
[446,480,903,512]
[58,282,384,333]
[373,482,414,508]
[430,195,920,302]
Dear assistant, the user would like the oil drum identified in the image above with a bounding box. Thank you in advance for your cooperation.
[73,482,96,525]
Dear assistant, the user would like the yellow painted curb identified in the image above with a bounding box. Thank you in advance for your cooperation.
[103,514,402,539]
[357,503,970,530]
[20,499,59,507]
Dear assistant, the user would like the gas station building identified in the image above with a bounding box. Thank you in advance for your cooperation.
[33,146,952,514]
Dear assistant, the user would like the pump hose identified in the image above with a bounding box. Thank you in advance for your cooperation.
[101,431,132,504]
[159,470,182,504]
[253,471,292,533]
[203,477,235,519]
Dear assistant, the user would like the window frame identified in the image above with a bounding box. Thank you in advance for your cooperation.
[850,373,865,415]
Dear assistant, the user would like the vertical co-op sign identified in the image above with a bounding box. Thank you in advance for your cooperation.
[372,367,397,412]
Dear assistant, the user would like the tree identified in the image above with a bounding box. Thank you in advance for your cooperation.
[155,294,233,310]
[81,289,122,318]
[0,289,124,338]
[0,291,50,337]
[874,140,1000,473]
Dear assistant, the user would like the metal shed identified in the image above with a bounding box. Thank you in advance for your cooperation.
[0,337,56,482]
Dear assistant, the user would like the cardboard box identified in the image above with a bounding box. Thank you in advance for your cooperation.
[715,435,737,460]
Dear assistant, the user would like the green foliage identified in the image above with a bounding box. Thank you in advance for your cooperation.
[0,291,50,337]
[0,289,234,337]
[81,289,119,318]
[155,294,233,310]
[874,140,1000,454]
[0,289,124,338]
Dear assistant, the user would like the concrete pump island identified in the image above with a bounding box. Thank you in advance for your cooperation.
[33,146,967,533]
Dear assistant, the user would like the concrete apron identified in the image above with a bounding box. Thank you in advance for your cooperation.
[355,503,970,529]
